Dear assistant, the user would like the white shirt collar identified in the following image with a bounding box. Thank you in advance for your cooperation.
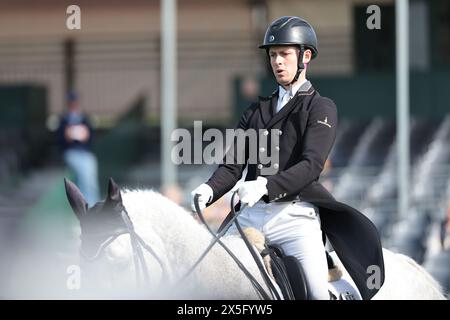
[276,78,308,113]
[279,78,307,99]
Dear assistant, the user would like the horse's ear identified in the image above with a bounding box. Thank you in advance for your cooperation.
[107,177,122,204]
[64,178,88,220]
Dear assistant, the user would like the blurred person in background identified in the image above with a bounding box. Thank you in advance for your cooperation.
[191,16,384,300]
[57,91,100,207]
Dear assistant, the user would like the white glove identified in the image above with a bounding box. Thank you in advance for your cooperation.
[238,177,268,207]
[190,183,213,212]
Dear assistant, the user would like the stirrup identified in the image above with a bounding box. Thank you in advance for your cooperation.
[339,291,357,300]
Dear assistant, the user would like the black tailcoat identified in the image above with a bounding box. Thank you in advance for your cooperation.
[206,81,385,300]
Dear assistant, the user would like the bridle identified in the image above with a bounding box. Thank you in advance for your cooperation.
[80,194,281,300]
[80,205,167,289]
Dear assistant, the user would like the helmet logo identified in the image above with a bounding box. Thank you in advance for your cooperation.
[269,35,275,42]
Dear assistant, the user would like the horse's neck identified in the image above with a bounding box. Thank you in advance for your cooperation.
[122,189,215,267]
[121,190,264,299]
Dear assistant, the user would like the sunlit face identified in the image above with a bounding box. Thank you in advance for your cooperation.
[269,46,300,86]
[269,46,311,87]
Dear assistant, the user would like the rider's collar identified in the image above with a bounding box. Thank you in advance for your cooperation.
[278,79,310,99]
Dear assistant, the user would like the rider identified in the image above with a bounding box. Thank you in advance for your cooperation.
[191,16,385,300]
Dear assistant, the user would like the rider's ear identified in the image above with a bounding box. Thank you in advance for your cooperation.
[302,49,312,64]
[107,177,122,204]
[64,178,88,220]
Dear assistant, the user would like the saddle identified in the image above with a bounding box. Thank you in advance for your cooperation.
[262,244,355,300]
[219,209,361,300]
[261,243,307,300]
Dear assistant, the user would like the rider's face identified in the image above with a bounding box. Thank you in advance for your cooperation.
[269,46,300,86]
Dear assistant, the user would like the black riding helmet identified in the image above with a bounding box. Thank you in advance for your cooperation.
[259,16,318,84]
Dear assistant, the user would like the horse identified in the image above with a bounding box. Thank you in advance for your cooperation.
[64,178,446,300]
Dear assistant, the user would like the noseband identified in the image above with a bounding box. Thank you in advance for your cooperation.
[80,194,278,299]
[80,207,166,289]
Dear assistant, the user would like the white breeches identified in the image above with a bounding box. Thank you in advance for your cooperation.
[227,200,330,300]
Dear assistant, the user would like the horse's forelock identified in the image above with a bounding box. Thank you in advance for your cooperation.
[89,201,105,213]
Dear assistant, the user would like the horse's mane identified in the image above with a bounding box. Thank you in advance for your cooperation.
[121,188,196,224]
[112,188,257,298]
[119,188,215,254]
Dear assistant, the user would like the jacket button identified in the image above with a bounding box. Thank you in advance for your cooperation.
[257,164,263,169]
[259,147,266,152]
[263,130,269,136]
[273,163,279,169]
[275,146,280,151]
[278,130,283,136]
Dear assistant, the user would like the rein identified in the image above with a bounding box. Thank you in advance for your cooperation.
[80,207,167,289]
[180,192,280,300]
[80,193,281,299]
